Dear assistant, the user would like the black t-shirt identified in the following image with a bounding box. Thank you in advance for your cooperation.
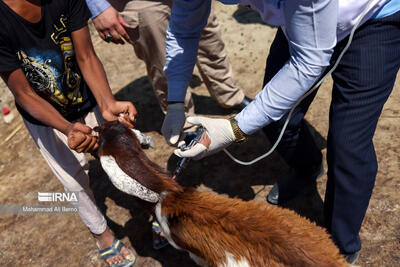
[0,0,97,125]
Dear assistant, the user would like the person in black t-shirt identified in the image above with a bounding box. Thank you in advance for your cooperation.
[0,0,136,266]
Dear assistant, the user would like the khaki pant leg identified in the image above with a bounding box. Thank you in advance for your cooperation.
[197,6,244,108]
[23,107,107,235]
[112,0,194,115]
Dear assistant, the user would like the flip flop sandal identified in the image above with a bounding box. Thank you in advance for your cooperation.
[98,238,136,267]
[152,221,169,250]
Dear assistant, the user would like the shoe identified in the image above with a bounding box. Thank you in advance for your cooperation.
[152,221,169,250]
[267,162,324,205]
[233,96,253,111]
[189,74,202,88]
[344,251,359,264]
[98,238,136,267]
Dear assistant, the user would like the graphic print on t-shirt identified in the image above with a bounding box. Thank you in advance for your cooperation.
[17,14,83,115]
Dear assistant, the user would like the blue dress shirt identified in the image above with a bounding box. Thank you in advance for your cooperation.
[165,0,393,135]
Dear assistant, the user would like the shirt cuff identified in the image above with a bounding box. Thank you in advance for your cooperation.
[86,0,111,19]
[235,97,272,135]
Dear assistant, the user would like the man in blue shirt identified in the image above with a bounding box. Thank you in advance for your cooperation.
[169,0,400,263]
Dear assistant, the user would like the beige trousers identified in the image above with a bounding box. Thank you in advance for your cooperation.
[109,0,244,114]
[23,107,107,235]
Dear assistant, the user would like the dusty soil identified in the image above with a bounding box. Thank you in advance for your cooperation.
[0,4,399,267]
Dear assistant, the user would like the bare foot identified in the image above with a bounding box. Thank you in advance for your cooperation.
[94,227,133,265]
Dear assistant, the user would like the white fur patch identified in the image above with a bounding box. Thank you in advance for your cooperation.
[219,252,250,267]
[100,155,159,203]
[155,193,181,250]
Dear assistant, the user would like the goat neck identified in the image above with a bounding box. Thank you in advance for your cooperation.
[96,121,183,207]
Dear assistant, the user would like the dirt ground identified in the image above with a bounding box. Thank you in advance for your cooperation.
[0,3,399,267]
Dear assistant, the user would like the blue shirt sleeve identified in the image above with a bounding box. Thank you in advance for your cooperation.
[236,0,338,134]
[85,0,111,18]
[164,0,212,102]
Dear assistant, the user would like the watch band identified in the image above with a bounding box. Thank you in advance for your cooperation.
[229,118,248,143]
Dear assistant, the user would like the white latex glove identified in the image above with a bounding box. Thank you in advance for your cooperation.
[174,116,235,160]
[161,103,185,146]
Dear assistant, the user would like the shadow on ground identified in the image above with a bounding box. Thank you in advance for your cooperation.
[113,76,164,133]
[232,5,267,25]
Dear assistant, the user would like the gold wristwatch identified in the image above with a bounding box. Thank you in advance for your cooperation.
[229,118,248,143]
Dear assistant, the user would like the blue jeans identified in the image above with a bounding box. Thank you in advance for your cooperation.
[262,11,400,254]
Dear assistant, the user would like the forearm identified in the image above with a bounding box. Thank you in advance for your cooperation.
[16,89,72,134]
[72,27,136,125]
[77,51,116,110]
[1,69,72,134]
[235,62,327,135]
[165,29,200,102]
[236,0,337,135]
[164,0,211,102]
[72,27,116,111]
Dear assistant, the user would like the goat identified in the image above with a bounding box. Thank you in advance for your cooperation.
[95,121,347,267]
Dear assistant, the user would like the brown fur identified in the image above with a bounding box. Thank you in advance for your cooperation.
[96,121,347,267]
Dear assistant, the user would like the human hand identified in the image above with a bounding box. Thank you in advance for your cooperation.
[174,116,235,160]
[101,100,137,128]
[92,6,131,44]
[66,122,99,153]
[161,103,185,146]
